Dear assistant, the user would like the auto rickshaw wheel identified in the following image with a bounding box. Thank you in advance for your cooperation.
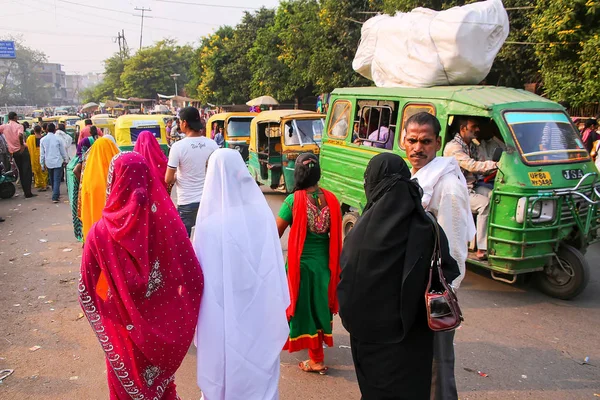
[0,182,16,199]
[534,245,590,300]
[342,212,359,242]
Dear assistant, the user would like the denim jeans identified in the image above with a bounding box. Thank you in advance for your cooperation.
[47,167,63,201]
[177,202,200,238]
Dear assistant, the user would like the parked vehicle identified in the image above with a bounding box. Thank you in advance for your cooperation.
[206,112,257,160]
[114,115,168,155]
[319,85,599,299]
[248,110,325,192]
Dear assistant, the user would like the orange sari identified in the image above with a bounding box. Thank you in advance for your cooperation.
[79,137,120,241]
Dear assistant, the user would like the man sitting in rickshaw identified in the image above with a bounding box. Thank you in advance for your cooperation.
[444,117,498,260]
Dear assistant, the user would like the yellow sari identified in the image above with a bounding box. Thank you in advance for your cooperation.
[26,134,48,189]
[79,137,120,241]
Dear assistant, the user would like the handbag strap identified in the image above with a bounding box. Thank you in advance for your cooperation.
[425,212,452,293]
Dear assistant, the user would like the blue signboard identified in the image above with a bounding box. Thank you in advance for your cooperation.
[0,41,16,59]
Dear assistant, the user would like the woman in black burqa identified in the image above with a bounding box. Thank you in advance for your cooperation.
[338,153,460,399]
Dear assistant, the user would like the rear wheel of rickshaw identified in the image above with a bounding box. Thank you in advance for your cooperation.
[0,182,16,199]
[534,245,590,300]
[342,212,359,242]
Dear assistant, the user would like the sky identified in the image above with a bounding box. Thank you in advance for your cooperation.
[0,0,281,75]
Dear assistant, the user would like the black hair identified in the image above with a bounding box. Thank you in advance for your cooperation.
[584,118,598,129]
[8,112,17,121]
[47,123,56,133]
[85,119,92,125]
[58,123,66,131]
[293,153,321,191]
[42,123,48,130]
[90,126,98,138]
[22,121,30,129]
[405,112,441,137]
[33,125,42,134]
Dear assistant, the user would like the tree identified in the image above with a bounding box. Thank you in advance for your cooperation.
[531,0,600,106]
[194,27,237,104]
[0,37,51,105]
[120,39,194,99]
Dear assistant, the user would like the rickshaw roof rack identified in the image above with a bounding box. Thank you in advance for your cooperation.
[331,86,561,111]
[253,109,325,124]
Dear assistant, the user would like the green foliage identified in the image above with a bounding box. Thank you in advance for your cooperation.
[121,39,194,99]
[531,0,600,106]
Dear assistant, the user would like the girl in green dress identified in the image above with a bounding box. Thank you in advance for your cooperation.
[276,153,342,375]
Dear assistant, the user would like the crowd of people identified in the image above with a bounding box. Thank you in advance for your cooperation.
[2,104,598,399]
[67,106,469,400]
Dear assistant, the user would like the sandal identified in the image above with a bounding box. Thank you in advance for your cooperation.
[299,360,328,375]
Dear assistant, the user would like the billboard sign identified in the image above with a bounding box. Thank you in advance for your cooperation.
[0,41,16,59]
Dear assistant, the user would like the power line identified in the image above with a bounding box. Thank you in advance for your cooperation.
[134,6,152,50]
[0,27,112,38]
[154,0,260,10]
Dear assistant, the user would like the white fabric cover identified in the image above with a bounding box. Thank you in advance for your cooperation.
[413,157,476,288]
[193,148,290,400]
[353,0,509,87]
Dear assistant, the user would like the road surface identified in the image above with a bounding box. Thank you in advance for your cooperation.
[0,184,599,399]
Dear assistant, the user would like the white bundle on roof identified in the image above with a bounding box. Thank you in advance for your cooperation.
[353,0,510,88]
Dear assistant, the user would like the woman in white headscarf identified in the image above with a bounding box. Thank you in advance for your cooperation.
[193,148,290,400]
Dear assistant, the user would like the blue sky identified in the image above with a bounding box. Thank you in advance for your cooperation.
[0,0,281,74]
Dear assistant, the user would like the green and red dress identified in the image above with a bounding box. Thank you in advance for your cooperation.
[278,189,342,352]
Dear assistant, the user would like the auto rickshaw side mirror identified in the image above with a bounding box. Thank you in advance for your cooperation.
[492,147,504,162]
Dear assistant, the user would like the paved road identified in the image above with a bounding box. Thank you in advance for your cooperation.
[0,183,599,399]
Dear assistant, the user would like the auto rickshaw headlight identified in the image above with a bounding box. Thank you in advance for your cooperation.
[516,197,556,224]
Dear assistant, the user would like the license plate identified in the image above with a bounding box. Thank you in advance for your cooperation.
[562,169,584,180]
[528,171,553,186]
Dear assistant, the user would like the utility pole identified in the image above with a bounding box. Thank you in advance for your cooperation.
[134,7,151,50]
[170,73,180,96]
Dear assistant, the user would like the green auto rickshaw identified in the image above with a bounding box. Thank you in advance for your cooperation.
[248,110,325,193]
[319,85,599,300]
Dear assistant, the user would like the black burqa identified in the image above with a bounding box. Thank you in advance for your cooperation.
[338,153,459,400]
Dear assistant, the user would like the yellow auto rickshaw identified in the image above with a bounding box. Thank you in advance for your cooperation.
[206,112,257,161]
[248,110,325,192]
[114,115,168,155]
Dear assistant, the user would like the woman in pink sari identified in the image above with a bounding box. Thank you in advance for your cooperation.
[79,151,203,399]
[133,130,169,193]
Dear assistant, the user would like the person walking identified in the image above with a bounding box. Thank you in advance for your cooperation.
[404,112,475,400]
[276,153,342,374]
[133,130,170,194]
[79,137,120,241]
[193,148,289,400]
[0,112,35,198]
[80,151,203,400]
[40,123,68,203]
[166,107,218,237]
[77,119,94,144]
[26,126,48,192]
[66,133,95,242]
[338,153,460,399]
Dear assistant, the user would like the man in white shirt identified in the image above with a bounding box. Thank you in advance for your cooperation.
[404,112,476,400]
[166,107,219,237]
[40,123,68,203]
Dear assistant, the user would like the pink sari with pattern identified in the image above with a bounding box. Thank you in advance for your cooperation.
[133,130,169,192]
[79,151,203,399]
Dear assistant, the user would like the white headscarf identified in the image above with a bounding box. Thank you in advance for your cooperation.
[193,148,290,400]
[103,134,117,146]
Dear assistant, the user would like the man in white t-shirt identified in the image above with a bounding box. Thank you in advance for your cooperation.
[166,106,219,237]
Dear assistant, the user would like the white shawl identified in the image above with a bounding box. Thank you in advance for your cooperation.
[193,149,290,400]
[413,157,476,288]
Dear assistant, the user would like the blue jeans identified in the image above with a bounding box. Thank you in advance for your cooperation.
[177,202,200,238]
[48,167,63,201]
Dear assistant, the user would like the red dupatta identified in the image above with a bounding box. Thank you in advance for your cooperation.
[133,130,169,192]
[79,152,203,400]
[286,188,342,319]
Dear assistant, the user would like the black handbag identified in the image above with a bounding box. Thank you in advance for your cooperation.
[424,212,464,332]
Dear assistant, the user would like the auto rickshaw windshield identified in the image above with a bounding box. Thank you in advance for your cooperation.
[227,117,253,137]
[504,111,589,164]
[285,118,324,146]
